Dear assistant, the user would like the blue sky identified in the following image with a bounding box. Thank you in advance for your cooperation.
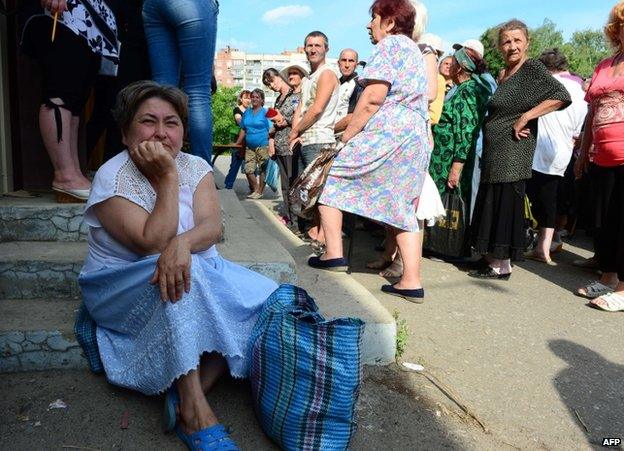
[217,0,615,62]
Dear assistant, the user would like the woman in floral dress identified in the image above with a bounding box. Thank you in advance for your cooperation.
[309,0,430,301]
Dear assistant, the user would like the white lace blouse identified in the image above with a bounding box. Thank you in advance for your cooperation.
[81,151,217,274]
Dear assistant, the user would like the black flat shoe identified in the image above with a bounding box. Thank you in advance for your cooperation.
[467,267,511,280]
[381,284,425,303]
[308,255,349,272]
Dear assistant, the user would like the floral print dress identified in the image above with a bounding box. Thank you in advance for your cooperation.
[318,34,429,232]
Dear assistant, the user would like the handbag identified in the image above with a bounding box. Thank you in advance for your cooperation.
[288,144,338,220]
[424,188,467,257]
[249,284,364,451]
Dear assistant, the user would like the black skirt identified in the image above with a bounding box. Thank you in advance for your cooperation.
[471,181,527,261]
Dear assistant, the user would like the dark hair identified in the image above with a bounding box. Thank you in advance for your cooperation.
[370,0,415,38]
[237,89,251,105]
[538,48,569,72]
[112,80,188,134]
[262,68,287,87]
[497,19,529,44]
[250,88,265,104]
[304,31,329,49]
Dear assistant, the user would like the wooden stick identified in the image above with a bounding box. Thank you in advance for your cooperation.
[51,11,59,42]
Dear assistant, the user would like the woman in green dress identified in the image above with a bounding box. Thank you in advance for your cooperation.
[430,47,492,211]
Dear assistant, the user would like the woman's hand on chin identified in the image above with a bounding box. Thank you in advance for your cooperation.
[150,236,192,302]
[130,141,178,185]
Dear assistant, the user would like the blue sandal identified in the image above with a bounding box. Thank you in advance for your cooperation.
[163,385,180,433]
[176,423,239,450]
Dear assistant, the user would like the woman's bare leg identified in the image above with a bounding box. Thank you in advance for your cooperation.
[394,226,423,289]
[318,204,343,259]
[257,172,266,194]
[245,173,257,193]
[39,101,90,190]
[177,368,219,434]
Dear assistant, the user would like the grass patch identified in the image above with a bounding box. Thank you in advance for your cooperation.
[393,310,409,360]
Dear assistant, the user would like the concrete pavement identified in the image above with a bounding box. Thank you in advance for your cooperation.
[213,155,624,450]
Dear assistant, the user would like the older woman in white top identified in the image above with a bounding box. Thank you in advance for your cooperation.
[78,81,277,450]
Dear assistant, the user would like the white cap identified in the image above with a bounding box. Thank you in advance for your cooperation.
[419,33,444,55]
[453,39,485,58]
[280,63,309,80]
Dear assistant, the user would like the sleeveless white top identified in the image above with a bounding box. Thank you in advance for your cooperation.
[81,151,217,274]
[299,63,339,145]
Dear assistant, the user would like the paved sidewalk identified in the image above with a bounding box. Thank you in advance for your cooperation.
[213,156,624,450]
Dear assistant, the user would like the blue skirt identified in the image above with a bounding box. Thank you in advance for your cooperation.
[79,254,278,395]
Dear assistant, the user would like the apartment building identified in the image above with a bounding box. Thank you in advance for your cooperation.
[214,46,338,104]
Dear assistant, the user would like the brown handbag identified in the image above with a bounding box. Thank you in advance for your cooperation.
[288,144,339,219]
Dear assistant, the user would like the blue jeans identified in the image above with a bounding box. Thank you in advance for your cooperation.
[224,152,243,189]
[298,143,328,173]
[143,0,219,163]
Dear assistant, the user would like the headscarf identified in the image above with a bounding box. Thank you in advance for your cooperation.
[453,48,492,95]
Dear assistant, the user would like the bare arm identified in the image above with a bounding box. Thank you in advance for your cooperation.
[334,114,352,133]
[177,172,223,252]
[94,143,179,256]
[291,71,338,136]
[149,172,223,302]
[424,53,438,103]
[340,81,389,143]
[234,113,243,126]
[513,99,567,140]
[574,108,594,178]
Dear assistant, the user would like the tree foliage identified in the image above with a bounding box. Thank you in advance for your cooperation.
[212,86,240,145]
[479,19,609,79]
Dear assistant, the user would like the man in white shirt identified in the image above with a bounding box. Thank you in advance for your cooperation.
[526,48,588,264]
[288,30,340,237]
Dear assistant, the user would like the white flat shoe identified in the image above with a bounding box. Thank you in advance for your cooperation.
[52,186,90,203]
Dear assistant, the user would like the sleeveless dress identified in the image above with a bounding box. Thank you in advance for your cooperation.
[78,151,278,395]
[319,34,430,232]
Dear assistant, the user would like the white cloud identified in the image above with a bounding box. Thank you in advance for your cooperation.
[262,5,313,25]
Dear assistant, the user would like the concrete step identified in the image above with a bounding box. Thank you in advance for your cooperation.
[0,241,85,299]
[0,191,296,299]
[0,299,86,372]
[0,191,297,372]
[0,194,87,242]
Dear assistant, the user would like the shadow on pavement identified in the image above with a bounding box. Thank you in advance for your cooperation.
[549,339,624,448]
[0,366,479,450]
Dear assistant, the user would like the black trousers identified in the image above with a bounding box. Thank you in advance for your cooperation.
[275,155,298,221]
[590,164,624,280]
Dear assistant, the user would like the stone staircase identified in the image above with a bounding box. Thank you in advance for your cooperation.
[0,191,297,372]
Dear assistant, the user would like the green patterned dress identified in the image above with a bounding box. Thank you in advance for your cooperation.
[430,79,490,209]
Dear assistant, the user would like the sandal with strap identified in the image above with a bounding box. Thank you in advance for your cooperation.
[163,385,180,433]
[575,281,615,299]
[176,423,239,451]
[379,256,403,278]
[589,292,624,312]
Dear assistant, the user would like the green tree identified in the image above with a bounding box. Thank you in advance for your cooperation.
[563,30,610,77]
[480,19,606,78]
[212,86,240,145]
[481,19,565,78]
[480,26,504,78]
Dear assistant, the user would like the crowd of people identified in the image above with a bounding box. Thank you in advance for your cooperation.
[16,0,624,449]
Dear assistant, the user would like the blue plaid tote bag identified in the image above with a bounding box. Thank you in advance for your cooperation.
[74,302,104,374]
[249,284,365,450]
